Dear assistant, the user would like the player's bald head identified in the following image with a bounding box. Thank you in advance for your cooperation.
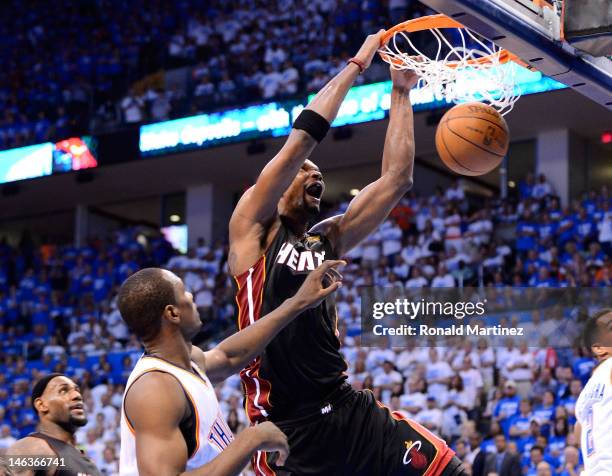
[118,268,179,341]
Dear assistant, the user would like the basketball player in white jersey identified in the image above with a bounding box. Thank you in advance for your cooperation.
[117,263,343,476]
[576,308,612,476]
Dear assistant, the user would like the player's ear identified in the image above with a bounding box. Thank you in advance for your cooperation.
[34,397,48,415]
[164,304,180,322]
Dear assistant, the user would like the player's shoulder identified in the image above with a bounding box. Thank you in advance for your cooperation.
[125,370,187,426]
[309,214,343,240]
[6,435,56,457]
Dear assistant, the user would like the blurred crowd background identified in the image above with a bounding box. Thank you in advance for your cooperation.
[0,0,438,151]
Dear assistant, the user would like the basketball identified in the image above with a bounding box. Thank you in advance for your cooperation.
[435,102,510,176]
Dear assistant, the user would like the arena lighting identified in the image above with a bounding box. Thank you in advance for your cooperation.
[350,188,360,196]
[140,67,566,156]
[602,131,612,144]
[169,214,181,223]
[508,181,516,188]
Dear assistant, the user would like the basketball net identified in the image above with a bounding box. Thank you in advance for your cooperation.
[379,17,523,115]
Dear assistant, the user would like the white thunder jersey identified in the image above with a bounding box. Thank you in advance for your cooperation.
[120,355,234,475]
[576,357,612,476]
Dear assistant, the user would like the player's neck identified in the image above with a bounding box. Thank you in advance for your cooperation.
[280,213,309,237]
[144,336,192,371]
[38,420,76,446]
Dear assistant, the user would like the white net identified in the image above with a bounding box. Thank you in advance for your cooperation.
[379,26,522,115]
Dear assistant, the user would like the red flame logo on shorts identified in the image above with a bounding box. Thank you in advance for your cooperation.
[403,440,427,470]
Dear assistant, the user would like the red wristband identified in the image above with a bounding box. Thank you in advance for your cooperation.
[347,57,365,74]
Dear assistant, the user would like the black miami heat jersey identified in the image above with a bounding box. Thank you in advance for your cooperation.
[233,220,348,423]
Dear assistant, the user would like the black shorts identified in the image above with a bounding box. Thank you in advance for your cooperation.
[251,388,465,476]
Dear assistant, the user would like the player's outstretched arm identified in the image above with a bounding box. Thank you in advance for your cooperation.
[311,68,418,257]
[126,372,289,476]
[200,260,344,384]
[228,31,384,274]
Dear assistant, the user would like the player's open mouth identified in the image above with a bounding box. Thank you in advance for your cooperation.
[305,182,324,200]
[70,403,84,412]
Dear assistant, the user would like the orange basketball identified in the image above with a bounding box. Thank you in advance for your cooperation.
[435,102,509,176]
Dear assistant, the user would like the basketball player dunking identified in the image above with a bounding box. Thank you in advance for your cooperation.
[228,31,465,475]
[576,308,612,476]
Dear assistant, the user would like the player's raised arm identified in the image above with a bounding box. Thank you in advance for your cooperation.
[199,260,344,384]
[311,67,418,257]
[229,31,385,271]
[125,372,289,476]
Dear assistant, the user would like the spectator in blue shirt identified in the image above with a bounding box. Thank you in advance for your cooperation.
[524,444,546,475]
[559,379,582,425]
[557,210,576,246]
[494,380,521,433]
[509,399,535,439]
[516,212,538,254]
[547,417,569,460]
[519,173,535,200]
[574,208,596,244]
[571,349,596,385]
[533,390,556,431]
[537,214,557,241]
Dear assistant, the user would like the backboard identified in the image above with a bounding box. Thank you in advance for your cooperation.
[418,0,612,110]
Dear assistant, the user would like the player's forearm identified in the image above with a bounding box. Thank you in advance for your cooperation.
[215,297,304,375]
[180,427,260,476]
[380,87,414,188]
[305,63,361,123]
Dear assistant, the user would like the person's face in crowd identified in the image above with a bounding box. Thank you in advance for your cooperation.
[455,441,468,458]
[103,448,115,463]
[519,400,531,415]
[536,462,552,476]
[35,376,88,430]
[542,391,554,406]
[426,398,436,409]
[554,418,567,436]
[468,432,481,450]
[530,448,544,465]
[504,383,516,397]
[564,446,579,465]
[569,379,582,396]
[494,434,506,453]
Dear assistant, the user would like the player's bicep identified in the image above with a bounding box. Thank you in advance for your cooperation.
[333,174,406,255]
[126,373,190,476]
[201,347,232,385]
[135,425,189,476]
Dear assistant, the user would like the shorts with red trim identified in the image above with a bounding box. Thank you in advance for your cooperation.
[258,389,463,476]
